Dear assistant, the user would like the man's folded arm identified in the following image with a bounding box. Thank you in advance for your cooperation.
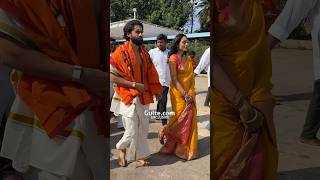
[0,36,74,82]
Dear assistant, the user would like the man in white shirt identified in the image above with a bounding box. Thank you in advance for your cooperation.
[194,48,210,130]
[194,48,210,107]
[268,0,320,146]
[149,34,170,125]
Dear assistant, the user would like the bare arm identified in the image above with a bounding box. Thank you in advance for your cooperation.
[0,36,107,97]
[169,62,186,96]
[110,73,134,88]
[0,37,74,82]
[168,61,192,104]
[213,57,254,120]
[110,73,146,93]
[212,57,238,102]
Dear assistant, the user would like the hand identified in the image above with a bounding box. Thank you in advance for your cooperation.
[80,67,107,97]
[134,83,145,93]
[156,94,162,101]
[239,103,263,133]
[267,33,280,49]
[184,94,193,104]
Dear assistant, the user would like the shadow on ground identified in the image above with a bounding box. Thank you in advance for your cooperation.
[148,136,210,167]
[275,93,312,103]
[278,167,320,180]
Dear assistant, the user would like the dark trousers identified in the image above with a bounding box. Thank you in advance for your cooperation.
[157,86,169,125]
[204,87,211,107]
[301,79,320,139]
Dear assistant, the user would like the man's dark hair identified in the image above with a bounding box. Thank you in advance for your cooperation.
[123,20,143,40]
[156,34,167,41]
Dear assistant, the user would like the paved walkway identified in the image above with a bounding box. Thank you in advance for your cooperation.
[110,75,210,180]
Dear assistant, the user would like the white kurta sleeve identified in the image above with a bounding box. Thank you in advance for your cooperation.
[194,48,210,75]
[269,0,318,42]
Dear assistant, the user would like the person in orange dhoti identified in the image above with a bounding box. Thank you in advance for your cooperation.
[110,20,163,167]
[0,1,107,179]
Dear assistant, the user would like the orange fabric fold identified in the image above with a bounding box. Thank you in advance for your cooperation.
[110,41,163,105]
[0,0,105,138]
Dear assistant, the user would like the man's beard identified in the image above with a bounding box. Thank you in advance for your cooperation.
[131,37,143,45]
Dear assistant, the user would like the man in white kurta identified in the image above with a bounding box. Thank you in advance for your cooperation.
[194,48,210,107]
[268,0,320,146]
[110,20,163,166]
[194,48,210,129]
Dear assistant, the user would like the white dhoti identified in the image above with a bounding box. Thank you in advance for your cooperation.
[0,96,107,180]
[111,93,150,162]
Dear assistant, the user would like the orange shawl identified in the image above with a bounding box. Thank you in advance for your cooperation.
[110,41,163,105]
[0,0,106,138]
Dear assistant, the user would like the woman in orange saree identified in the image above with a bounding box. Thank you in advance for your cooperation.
[159,34,198,160]
[212,0,278,179]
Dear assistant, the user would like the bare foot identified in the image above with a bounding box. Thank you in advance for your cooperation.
[118,149,127,167]
[299,137,320,146]
[137,159,150,166]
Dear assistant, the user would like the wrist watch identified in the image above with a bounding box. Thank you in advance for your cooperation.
[72,65,82,81]
[132,82,136,88]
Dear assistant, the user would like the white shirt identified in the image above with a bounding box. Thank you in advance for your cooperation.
[269,0,320,79]
[149,47,170,87]
[194,48,210,87]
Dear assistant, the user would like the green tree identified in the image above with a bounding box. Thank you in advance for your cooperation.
[110,0,192,31]
[110,0,153,22]
[197,0,210,32]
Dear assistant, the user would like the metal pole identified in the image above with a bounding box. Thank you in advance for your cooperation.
[133,8,137,19]
[191,0,194,33]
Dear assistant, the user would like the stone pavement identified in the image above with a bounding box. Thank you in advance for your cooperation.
[110,75,210,180]
[272,49,320,179]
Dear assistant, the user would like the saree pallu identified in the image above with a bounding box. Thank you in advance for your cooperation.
[160,57,198,160]
[213,0,278,179]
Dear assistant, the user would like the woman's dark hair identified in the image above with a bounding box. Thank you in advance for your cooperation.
[168,33,188,58]
[123,20,143,40]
